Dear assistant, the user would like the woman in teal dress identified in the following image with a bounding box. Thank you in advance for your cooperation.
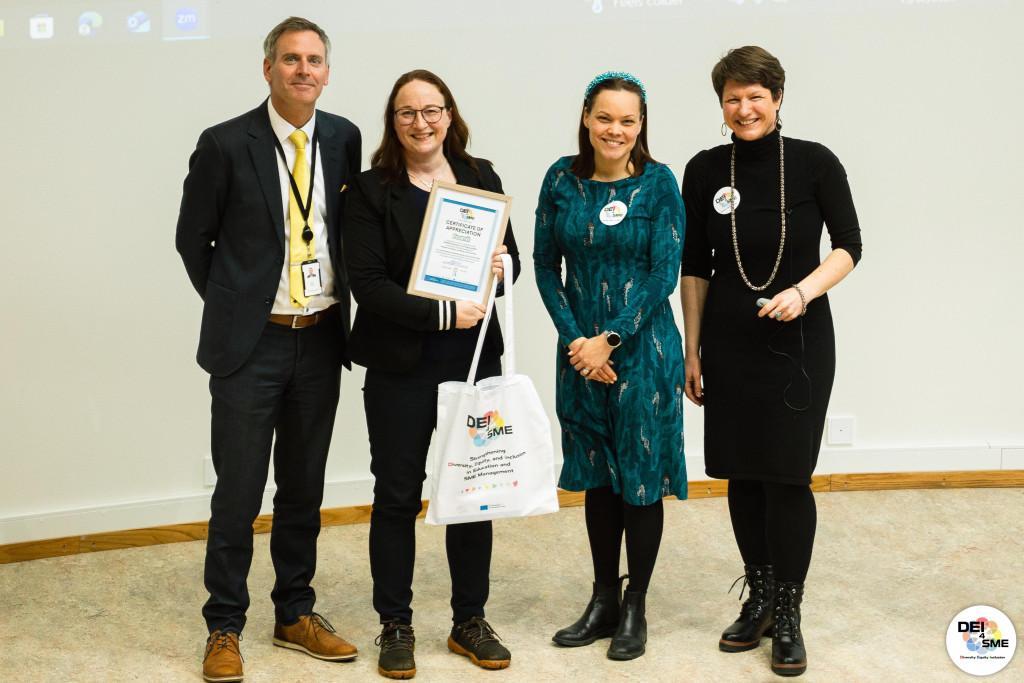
[534,72,686,661]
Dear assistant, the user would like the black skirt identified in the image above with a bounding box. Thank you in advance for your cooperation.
[700,281,835,485]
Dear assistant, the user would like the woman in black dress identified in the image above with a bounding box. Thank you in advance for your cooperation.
[680,46,861,677]
[344,69,521,679]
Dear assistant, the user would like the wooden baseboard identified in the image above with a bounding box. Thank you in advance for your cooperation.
[829,470,1024,491]
[3,470,1021,565]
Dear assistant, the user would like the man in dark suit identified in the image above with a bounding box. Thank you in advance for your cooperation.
[175,16,360,683]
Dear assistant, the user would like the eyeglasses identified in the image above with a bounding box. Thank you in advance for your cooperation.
[394,106,446,125]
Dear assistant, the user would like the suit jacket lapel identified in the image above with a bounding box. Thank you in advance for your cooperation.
[317,113,343,267]
[451,157,482,189]
[247,103,285,252]
[390,178,427,256]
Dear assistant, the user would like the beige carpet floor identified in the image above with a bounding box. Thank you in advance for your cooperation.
[2,488,1022,682]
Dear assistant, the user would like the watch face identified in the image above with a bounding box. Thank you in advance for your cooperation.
[606,332,621,347]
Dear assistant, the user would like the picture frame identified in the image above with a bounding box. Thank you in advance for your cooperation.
[406,180,512,305]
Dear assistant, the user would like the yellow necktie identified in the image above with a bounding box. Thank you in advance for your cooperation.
[288,129,312,308]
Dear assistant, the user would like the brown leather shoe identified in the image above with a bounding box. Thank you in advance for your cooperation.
[273,613,358,661]
[203,630,243,683]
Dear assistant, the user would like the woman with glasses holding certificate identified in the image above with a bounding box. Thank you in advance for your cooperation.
[343,69,520,679]
[534,72,686,661]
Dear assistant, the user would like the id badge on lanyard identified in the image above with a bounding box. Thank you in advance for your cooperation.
[301,259,323,297]
[276,130,324,299]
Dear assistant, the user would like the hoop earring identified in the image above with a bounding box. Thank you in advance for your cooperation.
[721,122,729,137]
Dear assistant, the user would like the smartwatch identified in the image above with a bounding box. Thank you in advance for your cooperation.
[604,331,622,349]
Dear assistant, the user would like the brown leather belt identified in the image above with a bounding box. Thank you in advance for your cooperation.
[268,304,337,329]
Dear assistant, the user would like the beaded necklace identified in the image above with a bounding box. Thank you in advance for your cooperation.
[729,133,786,291]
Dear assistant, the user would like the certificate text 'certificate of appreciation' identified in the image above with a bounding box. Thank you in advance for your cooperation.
[407,180,512,305]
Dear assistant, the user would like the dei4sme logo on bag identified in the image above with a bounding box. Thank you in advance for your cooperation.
[468,410,513,447]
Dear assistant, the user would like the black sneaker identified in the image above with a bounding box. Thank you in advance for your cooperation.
[375,621,415,679]
[447,617,511,670]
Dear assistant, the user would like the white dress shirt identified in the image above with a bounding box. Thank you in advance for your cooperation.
[267,99,338,315]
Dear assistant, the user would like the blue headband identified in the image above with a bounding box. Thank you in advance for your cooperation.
[584,71,647,103]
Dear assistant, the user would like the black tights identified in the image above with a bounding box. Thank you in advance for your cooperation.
[584,486,664,592]
[727,479,817,583]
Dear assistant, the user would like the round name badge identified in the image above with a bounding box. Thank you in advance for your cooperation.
[713,186,740,215]
[600,200,628,226]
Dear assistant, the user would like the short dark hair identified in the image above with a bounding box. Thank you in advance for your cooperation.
[264,17,331,64]
[370,69,478,183]
[571,77,655,180]
[711,46,785,104]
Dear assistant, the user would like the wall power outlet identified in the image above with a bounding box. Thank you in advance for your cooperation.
[827,416,855,446]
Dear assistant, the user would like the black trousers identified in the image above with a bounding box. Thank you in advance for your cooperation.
[727,479,817,583]
[364,357,501,625]
[202,316,344,634]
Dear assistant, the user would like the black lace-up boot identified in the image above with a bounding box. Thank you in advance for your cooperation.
[720,564,775,652]
[375,621,415,679]
[552,577,625,647]
[771,582,807,677]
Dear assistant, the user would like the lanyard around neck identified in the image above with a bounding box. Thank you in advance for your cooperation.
[273,129,319,238]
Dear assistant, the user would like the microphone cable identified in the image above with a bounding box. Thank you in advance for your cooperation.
[765,206,811,412]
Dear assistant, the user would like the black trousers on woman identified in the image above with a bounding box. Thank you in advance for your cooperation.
[727,479,817,583]
[363,357,502,625]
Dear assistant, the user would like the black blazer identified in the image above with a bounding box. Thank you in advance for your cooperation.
[343,156,521,372]
[176,100,361,376]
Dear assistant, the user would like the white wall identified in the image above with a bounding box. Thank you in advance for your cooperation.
[2,1,1022,544]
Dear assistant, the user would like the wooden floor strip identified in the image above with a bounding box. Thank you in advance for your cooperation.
[2,470,1021,565]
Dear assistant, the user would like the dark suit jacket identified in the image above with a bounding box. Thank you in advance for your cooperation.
[176,100,361,376]
[343,156,521,372]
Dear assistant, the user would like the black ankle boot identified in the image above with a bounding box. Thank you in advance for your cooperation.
[771,581,807,677]
[551,578,623,647]
[606,588,646,660]
[720,564,775,652]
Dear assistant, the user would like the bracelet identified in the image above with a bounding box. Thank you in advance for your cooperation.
[791,284,807,316]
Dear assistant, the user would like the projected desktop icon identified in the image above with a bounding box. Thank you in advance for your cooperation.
[163,2,208,41]
[175,7,200,31]
[78,12,103,37]
[127,11,152,34]
[30,14,55,40]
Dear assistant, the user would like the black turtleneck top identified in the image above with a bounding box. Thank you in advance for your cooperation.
[681,130,861,344]
[684,130,860,288]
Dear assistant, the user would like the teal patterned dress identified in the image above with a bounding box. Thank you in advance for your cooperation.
[534,156,687,506]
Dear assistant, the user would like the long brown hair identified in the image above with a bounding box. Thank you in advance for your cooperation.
[571,77,655,179]
[370,69,478,183]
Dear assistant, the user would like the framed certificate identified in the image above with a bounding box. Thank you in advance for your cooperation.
[407,180,512,305]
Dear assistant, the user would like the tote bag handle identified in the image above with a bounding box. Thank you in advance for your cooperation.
[465,253,515,384]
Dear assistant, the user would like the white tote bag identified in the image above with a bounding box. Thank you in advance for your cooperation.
[425,254,559,525]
